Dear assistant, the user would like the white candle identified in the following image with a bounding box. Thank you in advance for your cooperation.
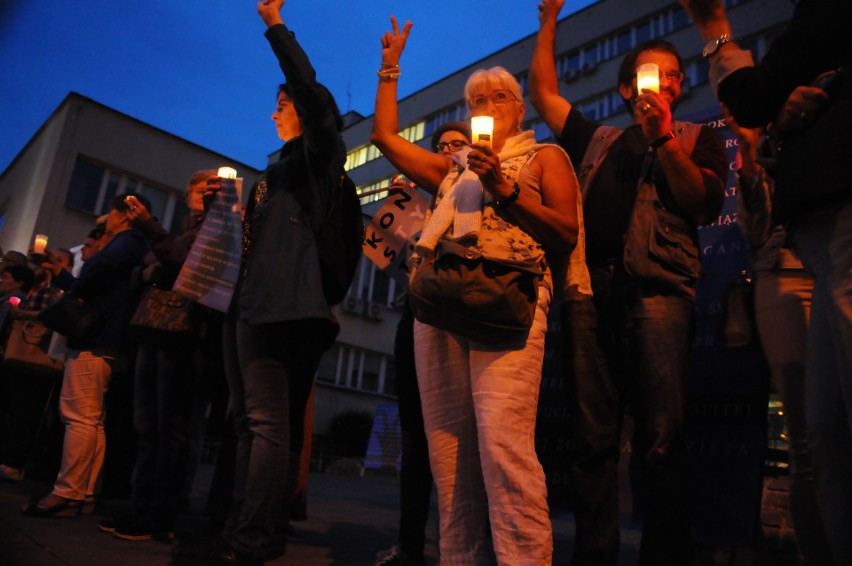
[217,167,237,179]
[636,63,660,93]
[470,116,494,147]
[33,234,48,255]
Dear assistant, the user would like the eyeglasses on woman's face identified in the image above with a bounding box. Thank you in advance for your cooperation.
[435,140,468,153]
[468,90,518,110]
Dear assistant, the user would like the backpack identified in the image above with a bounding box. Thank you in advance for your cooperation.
[314,171,364,305]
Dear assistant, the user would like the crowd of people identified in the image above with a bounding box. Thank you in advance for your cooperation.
[1,0,850,564]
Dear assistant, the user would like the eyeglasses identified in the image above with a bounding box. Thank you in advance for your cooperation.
[468,90,518,109]
[633,70,685,83]
[435,140,468,153]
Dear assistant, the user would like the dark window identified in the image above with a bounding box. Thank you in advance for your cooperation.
[66,159,104,213]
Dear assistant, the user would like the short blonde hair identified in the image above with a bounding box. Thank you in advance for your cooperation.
[186,169,217,194]
[464,66,523,107]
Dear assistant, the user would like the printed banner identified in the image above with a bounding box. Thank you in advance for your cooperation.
[173,178,242,312]
[362,182,431,290]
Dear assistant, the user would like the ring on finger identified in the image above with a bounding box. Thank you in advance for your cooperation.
[641,103,652,112]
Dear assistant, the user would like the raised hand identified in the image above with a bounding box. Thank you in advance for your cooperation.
[538,0,565,26]
[257,0,284,28]
[380,16,413,69]
[676,0,724,24]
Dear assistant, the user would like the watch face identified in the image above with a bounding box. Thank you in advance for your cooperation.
[703,35,729,57]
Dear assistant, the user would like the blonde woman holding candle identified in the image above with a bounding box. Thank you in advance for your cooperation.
[371,16,590,565]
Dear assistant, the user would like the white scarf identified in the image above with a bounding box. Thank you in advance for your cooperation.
[416,130,552,253]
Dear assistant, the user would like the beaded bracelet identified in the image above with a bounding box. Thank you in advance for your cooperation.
[377,65,401,80]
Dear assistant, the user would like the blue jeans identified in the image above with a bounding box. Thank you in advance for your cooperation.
[792,197,852,565]
[222,318,330,560]
[131,342,197,526]
[567,266,694,566]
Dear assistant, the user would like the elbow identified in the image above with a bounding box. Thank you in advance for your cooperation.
[369,130,388,151]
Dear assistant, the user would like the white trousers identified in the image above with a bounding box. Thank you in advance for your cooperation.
[414,280,553,566]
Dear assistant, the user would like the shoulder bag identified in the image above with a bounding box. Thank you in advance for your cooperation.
[3,319,65,377]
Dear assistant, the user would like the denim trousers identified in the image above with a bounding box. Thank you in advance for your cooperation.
[130,342,197,526]
[53,350,112,501]
[792,197,852,565]
[222,318,327,560]
[568,267,695,566]
[413,280,553,566]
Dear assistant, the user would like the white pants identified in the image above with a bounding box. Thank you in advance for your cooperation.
[414,281,553,566]
[52,351,112,500]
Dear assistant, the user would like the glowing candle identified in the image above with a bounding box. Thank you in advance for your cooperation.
[33,234,48,255]
[636,63,660,93]
[217,167,237,179]
[470,116,494,147]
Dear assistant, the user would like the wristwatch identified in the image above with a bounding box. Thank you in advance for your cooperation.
[702,34,731,57]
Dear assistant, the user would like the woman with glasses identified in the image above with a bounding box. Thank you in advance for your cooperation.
[371,17,590,565]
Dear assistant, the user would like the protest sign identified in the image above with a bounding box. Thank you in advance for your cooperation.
[173,178,243,312]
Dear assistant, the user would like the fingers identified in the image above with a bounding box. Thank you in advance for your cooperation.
[390,15,398,34]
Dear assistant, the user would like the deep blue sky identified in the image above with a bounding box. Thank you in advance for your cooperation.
[0,1,597,173]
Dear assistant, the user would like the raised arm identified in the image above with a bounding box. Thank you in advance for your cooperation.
[259,0,341,155]
[529,0,573,137]
[370,17,451,194]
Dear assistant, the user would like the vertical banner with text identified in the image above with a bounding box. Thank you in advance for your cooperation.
[173,179,243,312]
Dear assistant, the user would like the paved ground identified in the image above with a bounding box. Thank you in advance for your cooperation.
[0,464,642,565]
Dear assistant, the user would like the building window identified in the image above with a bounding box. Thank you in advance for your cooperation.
[317,344,394,396]
[65,158,179,225]
[352,258,398,307]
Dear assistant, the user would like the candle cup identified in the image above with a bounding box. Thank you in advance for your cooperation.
[217,167,237,180]
[33,234,48,255]
[471,116,494,147]
[636,63,660,93]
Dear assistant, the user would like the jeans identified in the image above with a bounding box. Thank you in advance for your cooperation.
[222,318,329,561]
[130,342,196,527]
[568,265,695,566]
[792,197,852,565]
[414,279,553,566]
[53,350,112,501]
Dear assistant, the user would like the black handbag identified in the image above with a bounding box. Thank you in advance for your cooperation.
[38,294,106,345]
[408,238,543,344]
[129,286,201,342]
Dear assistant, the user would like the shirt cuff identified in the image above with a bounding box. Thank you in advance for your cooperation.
[709,47,755,98]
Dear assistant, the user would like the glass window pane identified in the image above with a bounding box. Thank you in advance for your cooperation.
[361,352,381,393]
[66,159,104,213]
[317,345,340,383]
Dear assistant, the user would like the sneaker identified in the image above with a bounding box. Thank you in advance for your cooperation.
[98,513,138,534]
[375,545,419,566]
[0,464,24,483]
[113,516,174,542]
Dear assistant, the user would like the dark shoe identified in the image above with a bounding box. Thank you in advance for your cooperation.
[98,513,138,533]
[171,537,261,565]
[82,495,98,515]
[21,497,82,518]
[113,516,175,542]
[375,545,424,566]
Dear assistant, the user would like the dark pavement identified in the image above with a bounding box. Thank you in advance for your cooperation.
[0,464,641,565]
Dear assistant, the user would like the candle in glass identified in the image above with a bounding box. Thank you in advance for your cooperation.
[217,167,237,179]
[636,63,660,93]
[470,116,494,147]
[33,234,48,255]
